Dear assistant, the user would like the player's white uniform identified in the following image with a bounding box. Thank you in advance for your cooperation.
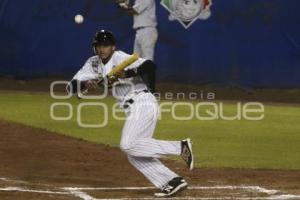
[72,51,182,188]
[132,0,158,61]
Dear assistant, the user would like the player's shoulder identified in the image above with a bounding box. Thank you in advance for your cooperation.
[114,50,130,58]
[113,50,147,64]
[112,50,131,61]
[80,56,99,69]
[86,55,99,63]
[83,55,99,66]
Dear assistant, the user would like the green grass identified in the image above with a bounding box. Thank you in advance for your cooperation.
[0,90,300,170]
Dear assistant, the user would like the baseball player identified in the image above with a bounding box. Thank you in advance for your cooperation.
[67,30,194,197]
[118,0,157,92]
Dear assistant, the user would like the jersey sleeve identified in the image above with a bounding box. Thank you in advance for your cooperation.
[72,57,100,81]
[132,0,151,14]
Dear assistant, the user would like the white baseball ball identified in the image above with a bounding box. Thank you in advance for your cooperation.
[74,14,84,24]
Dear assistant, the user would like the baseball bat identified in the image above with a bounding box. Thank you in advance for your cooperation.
[107,53,139,78]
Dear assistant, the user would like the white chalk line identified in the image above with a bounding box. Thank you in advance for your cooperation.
[1,186,300,200]
[0,185,293,200]
[0,187,68,195]
[0,177,27,184]
[68,189,97,200]
[63,185,279,195]
[62,186,291,200]
[1,177,300,200]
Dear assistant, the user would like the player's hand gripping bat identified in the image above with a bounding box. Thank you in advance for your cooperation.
[106,53,139,85]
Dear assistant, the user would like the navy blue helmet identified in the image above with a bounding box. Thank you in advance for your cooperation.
[93,30,116,47]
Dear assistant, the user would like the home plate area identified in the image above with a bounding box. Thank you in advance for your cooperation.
[0,121,299,200]
[1,178,300,200]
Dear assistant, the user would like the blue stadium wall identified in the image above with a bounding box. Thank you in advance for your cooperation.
[0,0,299,88]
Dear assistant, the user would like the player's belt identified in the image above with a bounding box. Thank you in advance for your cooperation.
[135,26,155,31]
[135,26,146,31]
[123,90,149,109]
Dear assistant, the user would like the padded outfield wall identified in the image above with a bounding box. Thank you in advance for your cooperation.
[0,0,299,88]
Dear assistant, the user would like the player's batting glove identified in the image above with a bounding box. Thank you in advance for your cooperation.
[114,70,127,79]
[106,70,129,87]
[106,75,118,87]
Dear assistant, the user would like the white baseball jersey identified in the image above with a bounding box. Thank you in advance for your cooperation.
[132,0,157,29]
[72,50,148,106]
[72,51,182,189]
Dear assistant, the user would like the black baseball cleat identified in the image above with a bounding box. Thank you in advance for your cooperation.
[154,177,188,198]
[181,138,194,170]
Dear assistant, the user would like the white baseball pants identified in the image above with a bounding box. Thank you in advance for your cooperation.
[120,92,182,188]
[134,27,158,61]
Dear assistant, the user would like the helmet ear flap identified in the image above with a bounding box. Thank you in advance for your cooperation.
[93,41,97,54]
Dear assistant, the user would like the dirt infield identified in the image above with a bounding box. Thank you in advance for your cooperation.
[0,120,300,199]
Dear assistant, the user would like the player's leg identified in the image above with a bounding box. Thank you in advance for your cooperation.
[120,93,182,158]
[137,28,157,92]
[134,32,142,56]
[121,93,179,187]
[120,93,193,169]
[122,138,181,158]
[120,93,193,196]
[139,27,158,61]
[127,155,178,188]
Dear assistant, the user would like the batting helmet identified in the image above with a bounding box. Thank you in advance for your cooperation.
[93,30,116,47]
